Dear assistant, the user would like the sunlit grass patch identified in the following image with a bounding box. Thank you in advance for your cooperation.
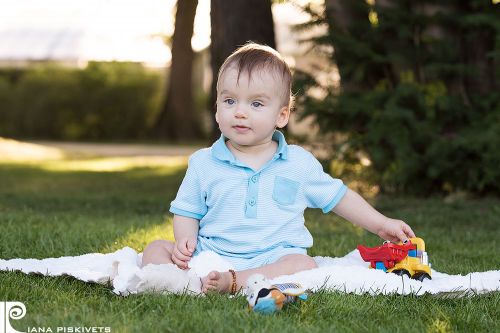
[0,137,189,174]
[39,156,188,173]
[101,219,175,253]
[428,316,453,333]
[0,137,66,161]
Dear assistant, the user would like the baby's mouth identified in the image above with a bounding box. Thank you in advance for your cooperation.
[233,125,251,132]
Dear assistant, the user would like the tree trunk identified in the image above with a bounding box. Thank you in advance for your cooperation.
[209,0,276,140]
[324,0,372,92]
[156,0,201,141]
[460,2,497,96]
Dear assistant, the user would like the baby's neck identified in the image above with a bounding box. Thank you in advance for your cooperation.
[227,139,276,155]
[226,140,278,171]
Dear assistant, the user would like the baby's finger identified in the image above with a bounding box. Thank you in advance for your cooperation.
[173,247,191,262]
[187,239,196,254]
[177,240,192,257]
[172,253,190,269]
[171,254,181,266]
[403,223,416,238]
[396,229,409,243]
[389,235,401,243]
[172,256,188,269]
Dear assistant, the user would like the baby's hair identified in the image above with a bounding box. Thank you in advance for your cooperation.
[217,42,293,108]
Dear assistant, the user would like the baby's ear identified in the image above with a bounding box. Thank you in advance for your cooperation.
[276,106,290,128]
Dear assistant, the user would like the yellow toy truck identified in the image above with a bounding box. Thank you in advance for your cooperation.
[357,237,432,281]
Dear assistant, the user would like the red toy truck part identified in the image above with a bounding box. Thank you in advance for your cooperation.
[357,241,416,269]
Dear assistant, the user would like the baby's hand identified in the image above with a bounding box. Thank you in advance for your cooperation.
[171,238,197,270]
[377,218,415,243]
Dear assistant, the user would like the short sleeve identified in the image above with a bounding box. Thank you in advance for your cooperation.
[303,154,347,213]
[169,155,208,220]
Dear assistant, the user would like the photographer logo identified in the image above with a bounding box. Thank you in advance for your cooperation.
[2,301,111,333]
[1,301,26,333]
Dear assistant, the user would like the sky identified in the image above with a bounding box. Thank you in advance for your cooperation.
[0,0,211,66]
[0,0,314,67]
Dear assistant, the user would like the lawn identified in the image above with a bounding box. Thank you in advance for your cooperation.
[0,142,499,333]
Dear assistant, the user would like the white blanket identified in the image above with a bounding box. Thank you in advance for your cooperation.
[1,247,499,297]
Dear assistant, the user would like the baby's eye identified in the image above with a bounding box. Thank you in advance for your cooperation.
[251,101,263,108]
[224,98,235,105]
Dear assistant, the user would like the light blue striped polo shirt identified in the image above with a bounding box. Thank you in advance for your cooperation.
[170,131,347,264]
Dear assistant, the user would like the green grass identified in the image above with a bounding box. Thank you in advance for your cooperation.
[1,156,499,333]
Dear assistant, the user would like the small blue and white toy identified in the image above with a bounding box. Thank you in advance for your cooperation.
[245,274,308,314]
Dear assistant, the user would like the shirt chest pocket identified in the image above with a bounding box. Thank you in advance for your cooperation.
[272,176,300,205]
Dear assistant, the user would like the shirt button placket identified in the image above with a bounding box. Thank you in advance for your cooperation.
[245,173,259,218]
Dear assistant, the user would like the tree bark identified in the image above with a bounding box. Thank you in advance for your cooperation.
[156,0,201,141]
[324,0,374,92]
[460,1,497,96]
[209,0,276,140]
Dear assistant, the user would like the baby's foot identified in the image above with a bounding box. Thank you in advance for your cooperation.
[201,270,232,294]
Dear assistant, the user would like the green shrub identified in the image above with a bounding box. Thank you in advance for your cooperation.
[0,62,163,140]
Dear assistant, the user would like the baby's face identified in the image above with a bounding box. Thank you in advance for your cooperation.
[216,67,289,148]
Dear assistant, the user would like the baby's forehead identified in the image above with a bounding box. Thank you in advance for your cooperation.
[220,65,284,89]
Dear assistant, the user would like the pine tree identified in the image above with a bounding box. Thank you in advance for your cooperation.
[296,0,500,194]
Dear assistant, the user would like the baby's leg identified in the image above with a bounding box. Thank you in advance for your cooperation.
[141,240,175,267]
[201,254,317,293]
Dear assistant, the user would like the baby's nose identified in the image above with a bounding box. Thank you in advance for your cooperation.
[234,107,248,118]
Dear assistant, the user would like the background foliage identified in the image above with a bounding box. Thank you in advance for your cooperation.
[295,0,500,195]
[0,62,163,140]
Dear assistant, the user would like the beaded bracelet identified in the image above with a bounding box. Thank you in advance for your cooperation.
[228,269,237,294]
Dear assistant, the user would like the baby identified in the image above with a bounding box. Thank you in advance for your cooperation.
[142,42,415,294]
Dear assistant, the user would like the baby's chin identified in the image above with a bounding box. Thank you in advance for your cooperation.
[224,134,254,144]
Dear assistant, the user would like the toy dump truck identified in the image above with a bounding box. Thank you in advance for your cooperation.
[357,237,432,281]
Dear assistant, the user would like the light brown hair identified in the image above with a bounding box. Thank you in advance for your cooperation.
[217,42,293,108]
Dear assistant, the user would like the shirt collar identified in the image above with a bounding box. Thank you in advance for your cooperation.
[211,130,289,163]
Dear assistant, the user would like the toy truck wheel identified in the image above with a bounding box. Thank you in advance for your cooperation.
[412,272,431,282]
[392,269,411,278]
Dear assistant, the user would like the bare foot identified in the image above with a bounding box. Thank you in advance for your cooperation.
[201,271,232,294]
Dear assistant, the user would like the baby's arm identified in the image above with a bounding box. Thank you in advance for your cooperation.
[171,215,199,269]
[332,189,415,242]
